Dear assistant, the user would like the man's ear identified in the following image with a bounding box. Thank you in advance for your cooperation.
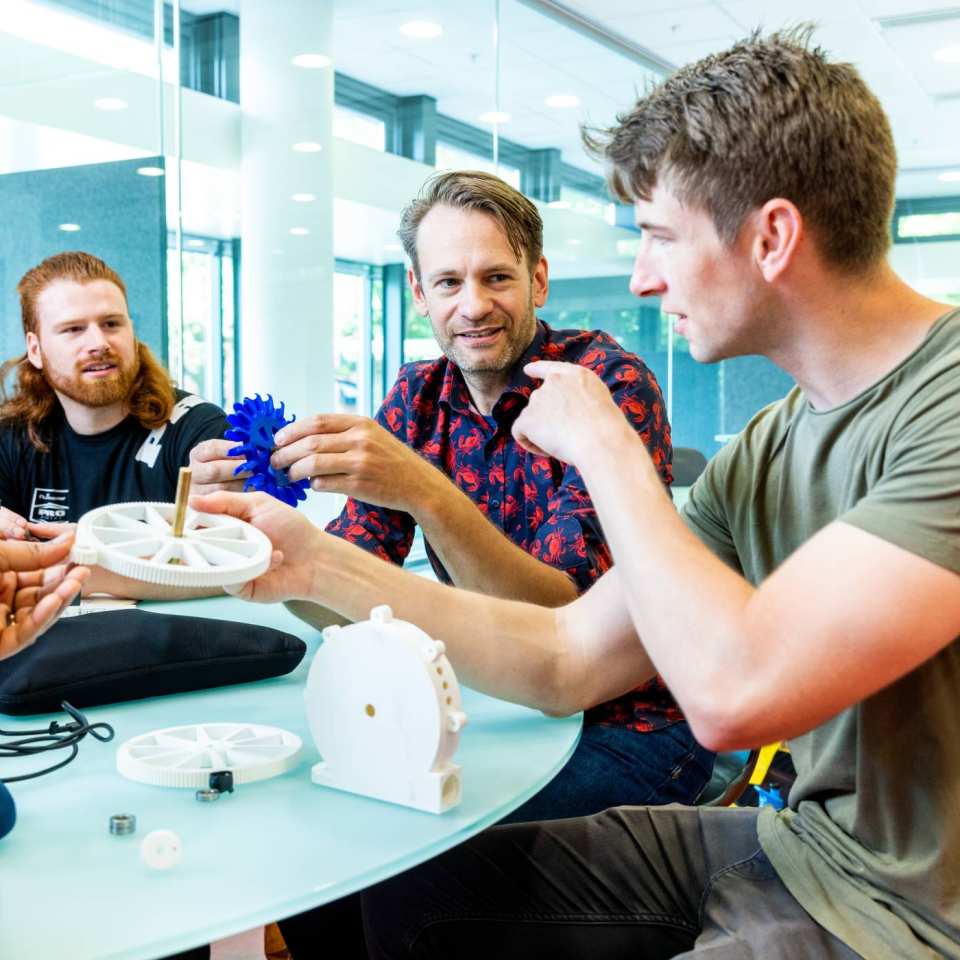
[25,332,43,370]
[751,198,803,283]
[532,255,549,308]
[407,267,429,317]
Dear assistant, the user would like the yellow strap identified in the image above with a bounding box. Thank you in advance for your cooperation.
[749,742,782,785]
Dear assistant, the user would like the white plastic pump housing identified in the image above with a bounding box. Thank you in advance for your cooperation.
[305,605,467,814]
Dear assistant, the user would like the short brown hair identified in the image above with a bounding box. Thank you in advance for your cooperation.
[1,251,176,452]
[584,28,896,272]
[398,170,543,278]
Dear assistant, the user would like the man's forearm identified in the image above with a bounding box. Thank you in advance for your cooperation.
[83,566,223,601]
[305,533,578,712]
[578,423,758,732]
[411,472,578,606]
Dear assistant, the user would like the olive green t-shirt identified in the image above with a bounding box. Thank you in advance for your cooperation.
[682,310,960,959]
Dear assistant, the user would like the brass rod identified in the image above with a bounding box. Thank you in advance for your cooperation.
[172,466,192,537]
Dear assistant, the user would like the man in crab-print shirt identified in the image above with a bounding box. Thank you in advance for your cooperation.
[264,172,714,825]
[332,324,665,604]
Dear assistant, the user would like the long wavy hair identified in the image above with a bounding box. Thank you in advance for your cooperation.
[0,251,176,453]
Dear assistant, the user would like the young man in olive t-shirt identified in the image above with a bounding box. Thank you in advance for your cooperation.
[194,30,960,959]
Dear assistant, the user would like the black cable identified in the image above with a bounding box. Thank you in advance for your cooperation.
[0,701,115,783]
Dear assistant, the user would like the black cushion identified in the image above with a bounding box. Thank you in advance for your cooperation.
[0,609,306,715]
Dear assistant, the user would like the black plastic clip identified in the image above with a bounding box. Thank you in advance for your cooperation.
[209,770,234,794]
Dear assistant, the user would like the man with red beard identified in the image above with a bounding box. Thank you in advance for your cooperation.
[0,251,229,598]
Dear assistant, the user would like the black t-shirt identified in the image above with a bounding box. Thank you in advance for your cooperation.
[0,390,229,523]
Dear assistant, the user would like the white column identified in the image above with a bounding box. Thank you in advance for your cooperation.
[239,0,334,416]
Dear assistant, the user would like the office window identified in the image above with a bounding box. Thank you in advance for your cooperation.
[334,270,365,413]
[168,239,236,409]
[435,142,521,189]
[897,211,960,240]
[220,252,237,410]
[369,271,386,411]
[333,105,387,152]
[556,186,615,223]
[402,285,439,364]
[333,262,385,416]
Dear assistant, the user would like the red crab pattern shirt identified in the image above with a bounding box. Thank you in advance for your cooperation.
[327,321,684,732]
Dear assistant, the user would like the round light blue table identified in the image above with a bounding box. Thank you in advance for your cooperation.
[0,597,580,960]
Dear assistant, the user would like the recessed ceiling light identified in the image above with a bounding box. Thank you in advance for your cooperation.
[400,20,443,39]
[291,193,316,202]
[58,223,81,232]
[289,227,310,236]
[136,165,165,177]
[383,242,403,252]
[937,170,960,182]
[292,142,323,153]
[933,45,960,63]
[186,238,205,248]
[292,53,332,68]
[94,97,128,111]
[479,111,510,124]
[566,238,582,246]
[545,94,580,109]
[548,199,572,209]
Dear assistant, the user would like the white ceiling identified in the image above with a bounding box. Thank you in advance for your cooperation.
[3,0,960,268]
[327,0,960,196]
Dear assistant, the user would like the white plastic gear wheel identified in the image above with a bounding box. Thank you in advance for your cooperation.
[117,722,303,788]
[71,502,273,588]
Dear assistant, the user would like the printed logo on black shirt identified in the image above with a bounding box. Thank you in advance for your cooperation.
[29,488,70,523]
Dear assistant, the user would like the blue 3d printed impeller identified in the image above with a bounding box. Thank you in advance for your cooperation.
[225,394,310,508]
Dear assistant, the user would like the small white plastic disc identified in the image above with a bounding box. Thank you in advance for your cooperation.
[71,502,272,588]
[141,829,182,870]
[117,722,302,788]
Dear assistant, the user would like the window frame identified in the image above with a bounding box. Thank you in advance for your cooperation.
[893,196,960,245]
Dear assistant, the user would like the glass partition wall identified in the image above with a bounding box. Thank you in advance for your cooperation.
[4,0,960,458]
[0,0,174,368]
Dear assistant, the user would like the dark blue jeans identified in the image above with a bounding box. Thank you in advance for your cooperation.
[278,722,714,959]
[502,720,714,823]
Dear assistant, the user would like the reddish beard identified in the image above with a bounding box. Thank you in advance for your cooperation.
[43,351,140,408]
